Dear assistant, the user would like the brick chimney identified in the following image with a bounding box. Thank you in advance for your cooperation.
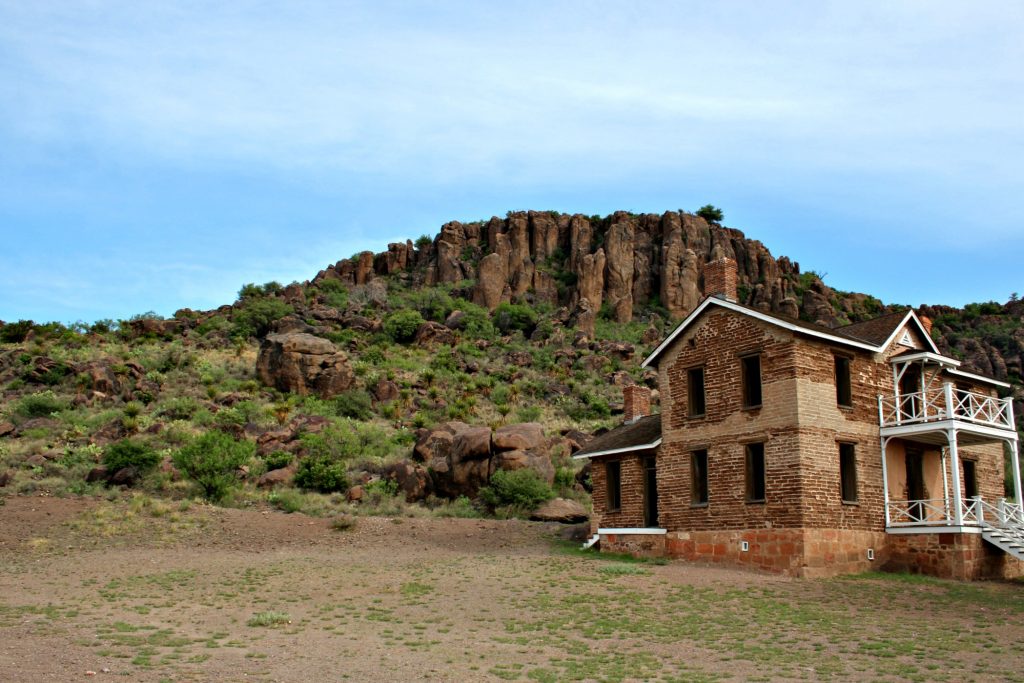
[623,384,651,424]
[703,257,738,302]
[919,315,933,337]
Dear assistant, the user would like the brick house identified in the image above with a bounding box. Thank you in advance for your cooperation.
[575,258,1023,579]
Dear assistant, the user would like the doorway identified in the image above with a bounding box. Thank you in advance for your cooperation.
[900,366,922,419]
[643,456,659,528]
[905,448,926,520]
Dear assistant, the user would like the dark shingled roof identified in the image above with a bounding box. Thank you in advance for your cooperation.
[574,414,662,458]
[833,312,910,346]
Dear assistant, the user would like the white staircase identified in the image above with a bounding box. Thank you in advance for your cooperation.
[581,533,600,550]
[976,499,1024,561]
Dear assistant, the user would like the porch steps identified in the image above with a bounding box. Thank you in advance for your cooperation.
[981,524,1024,562]
[581,534,600,550]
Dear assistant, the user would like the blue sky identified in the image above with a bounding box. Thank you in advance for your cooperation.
[2,1,1022,324]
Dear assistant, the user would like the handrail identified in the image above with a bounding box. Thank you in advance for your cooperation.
[879,385,1013,430]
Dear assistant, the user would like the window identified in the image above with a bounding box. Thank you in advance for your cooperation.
[606,461,622,511]
[745,443,766,502]
[741,354,762,408]
[688,367,706,417]
[963,460,978,499]
[839,443,857,502]
[835,356,852,407]
[691,449,709,505]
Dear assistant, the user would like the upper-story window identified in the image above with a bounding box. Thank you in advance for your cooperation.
[688,367,706,417]
[741,354,762,408]
[835,355,852,407]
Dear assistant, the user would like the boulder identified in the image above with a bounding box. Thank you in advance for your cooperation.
[492,449,555,484]
[380,460,433,502]
[492,423,545,452]
[85,466,109,483]
[108,466,140,487]
[414,321,455,347]
[372,378,400,403]
[0,421,14,438]
[453,427,491,461]
[0,470,13,487]
[530,498,589,524]
[257,465,295,489]
[256,333,354,398]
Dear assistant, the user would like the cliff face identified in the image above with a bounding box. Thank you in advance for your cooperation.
[310,209,1022,399]
[314,210,863,327]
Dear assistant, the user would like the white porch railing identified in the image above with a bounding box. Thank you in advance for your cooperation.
[878,385,1014,430]
[887,496,1022,528]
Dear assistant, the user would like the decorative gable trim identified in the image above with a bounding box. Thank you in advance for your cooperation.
[642,297,877,368]
[878,310,940,354]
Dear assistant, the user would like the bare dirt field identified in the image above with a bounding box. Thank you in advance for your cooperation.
[1,495,1023,683]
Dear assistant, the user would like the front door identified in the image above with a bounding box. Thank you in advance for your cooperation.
[905,448,926,520]
[900,367,922,419]
[643,456,659,528]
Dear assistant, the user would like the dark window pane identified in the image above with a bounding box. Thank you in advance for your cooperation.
[963,460,978,498]
[607,461,621,511]
[691,449,709,504]
[742,355,762,407]
[688,367,706,416]
[840,443,857,502]
[746,443,765,502]
[835,356,852,407]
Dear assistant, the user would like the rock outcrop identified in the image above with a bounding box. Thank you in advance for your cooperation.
[255,333,355,398]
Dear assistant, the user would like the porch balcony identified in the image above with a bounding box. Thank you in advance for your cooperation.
[886,495,1024,529]
[878,384,1014,435]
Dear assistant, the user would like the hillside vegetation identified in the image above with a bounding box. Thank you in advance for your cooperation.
[1,210,1021,513]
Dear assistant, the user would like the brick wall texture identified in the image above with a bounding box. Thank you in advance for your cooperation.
[592,307,1023,579]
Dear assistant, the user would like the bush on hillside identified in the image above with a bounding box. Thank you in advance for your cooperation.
[1,320,36,343]
[103,439,161,473]
[231,298,293,339]
[13,391,68,418]
[479,469,555,511]
[173,430,255,501]
[383,309,424,343]
[294,454,349,493]
[492,303,537,335]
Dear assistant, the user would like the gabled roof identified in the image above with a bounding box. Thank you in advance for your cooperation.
[642,298,940,368]
[572,414,662,459]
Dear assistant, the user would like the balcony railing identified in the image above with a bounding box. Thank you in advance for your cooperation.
[887,496,1023,528]
[878,384,1014,431]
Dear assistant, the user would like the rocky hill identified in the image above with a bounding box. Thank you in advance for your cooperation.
[0,209,1020,515]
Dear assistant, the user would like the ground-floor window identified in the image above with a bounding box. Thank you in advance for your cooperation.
[839,442,857,502]
[691,449,709,505]
[963,459,978,498]
[745,443,766,502]
[606,460,622,511]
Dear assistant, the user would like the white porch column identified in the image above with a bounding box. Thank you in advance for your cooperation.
[880,436,891,527]
[940,447,951,523]
[1011,439,1023,517]
[947,429,964,526]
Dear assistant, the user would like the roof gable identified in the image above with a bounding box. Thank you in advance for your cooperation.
[642,297,877,368]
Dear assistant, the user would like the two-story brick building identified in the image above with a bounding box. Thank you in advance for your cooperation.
[575,258,1023,579]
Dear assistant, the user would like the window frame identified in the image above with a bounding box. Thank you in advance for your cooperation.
[687,366,707,418]
[839,442,858,503]
[606,460,622,512]
[745,442,766,503]
[740,353,763,408]
[834,354,853,408]
[690,448,709,506]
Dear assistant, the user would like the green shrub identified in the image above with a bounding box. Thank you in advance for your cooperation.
[492,303,537,335]
[333,390,373,420]
[294,455,349,493]
[231,298,293,339]
[479,469,555,510]
[268,489,304,513]
[415,234,433,249]
[0,320,35,343]
[383,310,425,343]
[696,204,724,223]
[103,439,160,473]
[13,391,67,418]
[157,397,200,421]
[173,431,255,502]
[264,450,293,471]
[364,478,400,498]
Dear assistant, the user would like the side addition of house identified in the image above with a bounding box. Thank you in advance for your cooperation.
[575,258,1023,579]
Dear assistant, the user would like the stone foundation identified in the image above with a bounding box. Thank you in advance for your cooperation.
[885,532,1024,580]
[600,527,1023,580]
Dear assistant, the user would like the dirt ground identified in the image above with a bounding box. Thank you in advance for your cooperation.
[2,495,1023,683]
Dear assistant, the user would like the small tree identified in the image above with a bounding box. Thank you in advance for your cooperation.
[696,205,724,224]
[383,309,425,343]
[173,431,254,502]
[103,439,160,473]
[479,469,555,511]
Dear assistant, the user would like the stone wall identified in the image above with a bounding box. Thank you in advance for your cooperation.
[886,532,1024,580]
